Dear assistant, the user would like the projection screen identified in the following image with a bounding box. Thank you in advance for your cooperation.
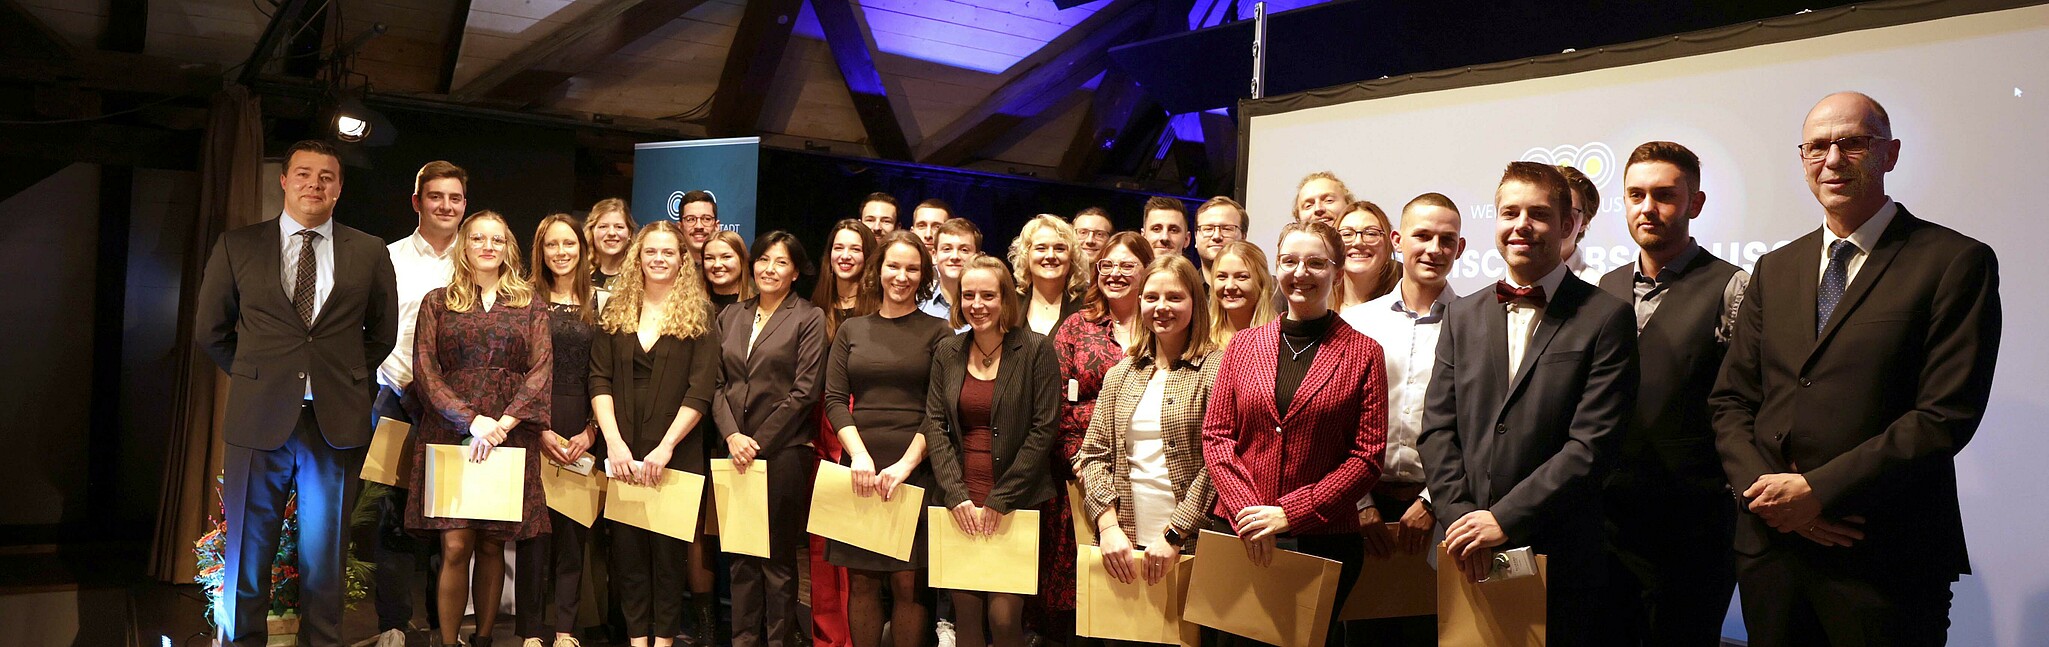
[1242,3,2049,645]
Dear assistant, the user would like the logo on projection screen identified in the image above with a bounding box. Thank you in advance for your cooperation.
[665,191,686,221]
[1519,142,1617,189]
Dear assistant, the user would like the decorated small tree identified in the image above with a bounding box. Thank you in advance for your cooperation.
[194,474,376,637]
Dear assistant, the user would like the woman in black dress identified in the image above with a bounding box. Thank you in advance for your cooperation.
[591,221,721,647]
[406,211,553,647]
[516,214,602,647]
[824,231,954,647]
[923,255,1062,647]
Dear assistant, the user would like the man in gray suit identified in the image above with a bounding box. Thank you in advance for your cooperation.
[195,139,399,646]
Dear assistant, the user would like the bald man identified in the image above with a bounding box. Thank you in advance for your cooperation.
[1711,92,2002,646]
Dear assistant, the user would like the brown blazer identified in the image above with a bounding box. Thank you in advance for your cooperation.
[923,327,1063,514]
[1072,352,1220,550]
[588,325,721,465]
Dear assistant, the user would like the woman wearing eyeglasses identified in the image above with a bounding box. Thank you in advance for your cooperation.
[1334,200,1400,312]
[1201,221,1388,646]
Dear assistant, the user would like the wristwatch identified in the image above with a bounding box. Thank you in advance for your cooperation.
[1162,527,1185,545]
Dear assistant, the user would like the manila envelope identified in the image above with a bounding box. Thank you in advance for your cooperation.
[806,461,924,561]
[359,417,412,486]
[710,460,772,557]
[1436,545,1548,647]
[540,461,605,528]
[1183,530,1343,647]
[1076,544,1198,645]
[423,444,525,522]
[926,507,1041,595]
[604,467,707,542]
[1338,523,1438,620]
[1067,481,1097,546]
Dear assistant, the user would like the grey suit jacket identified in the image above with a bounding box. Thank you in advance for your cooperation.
[1417,271,1637,578]
[712,295,828,455]
[194,216,399,450]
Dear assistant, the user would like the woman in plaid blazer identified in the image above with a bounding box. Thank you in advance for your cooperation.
[1073,255,1221,587]
[1200,221,1389,645]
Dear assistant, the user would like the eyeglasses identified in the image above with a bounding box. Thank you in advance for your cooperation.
[1096,260,1141,276]
[679,215,718,226]
[1338,228,1386,243]
[1796,135,1889,160]
[466,234,508,249]
[1276,256,1335,272]
[1196,224,1241,237]
[1075,228,1110,242]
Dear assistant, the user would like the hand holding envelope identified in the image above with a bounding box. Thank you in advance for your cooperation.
[927,507,1040,595]
[424,443,525,522]
[808,462,924,561]
[1076,543,1196,645]
[604,464,707,542]
[1184,530,1342,647]
[711,459,772,557]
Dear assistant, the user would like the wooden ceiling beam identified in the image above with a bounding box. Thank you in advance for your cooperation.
[451,0,715,105]
[915,0,1151,167]
[703,0,806,136]
[812,0,914,160]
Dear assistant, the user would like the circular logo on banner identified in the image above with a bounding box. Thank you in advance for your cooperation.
[1520,142,1616,189]
[666,191,686,221]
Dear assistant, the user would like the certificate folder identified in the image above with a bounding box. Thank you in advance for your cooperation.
[927,507,1041,595]
[1436,545,1548,647]
[711,460,772,557]
[360,417,412,486]
[1338,523,1437,620]
[604,467,707,542]
[1076,544,1197,645]
[1184,530,1343,647]
[423,444,525,522]
[806,461,924,561]
[540,460,604,527]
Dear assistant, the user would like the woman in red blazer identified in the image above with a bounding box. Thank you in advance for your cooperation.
[1200,220,1389,645]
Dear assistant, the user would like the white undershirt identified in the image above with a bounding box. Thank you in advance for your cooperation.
[1127,369,1174,546]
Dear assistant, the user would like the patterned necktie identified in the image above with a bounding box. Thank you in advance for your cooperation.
[1816,239,1855,334]
[294,229,320,326]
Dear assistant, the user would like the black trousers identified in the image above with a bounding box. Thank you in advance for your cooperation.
[368,384,439,633]
[1608,491,1736,647]
[517,509,591,638]
[732,447,813,647]
[220,402,365,647]
[1736,547,1953,647]
[613,521,688,638]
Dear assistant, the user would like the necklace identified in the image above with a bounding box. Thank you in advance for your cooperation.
[754,308,769,327]
[1281,333,1318,361]
[971,337,1001,369]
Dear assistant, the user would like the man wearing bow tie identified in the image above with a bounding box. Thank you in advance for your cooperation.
[1711,92,2002,646]
[1418,161,1638,645]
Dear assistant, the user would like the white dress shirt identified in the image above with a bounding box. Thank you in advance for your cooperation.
[280,214,334,399]
[376,229,456,390]
[1505,262,1571,381]
[1819,199,1898,286]
[1342,281,1459,505]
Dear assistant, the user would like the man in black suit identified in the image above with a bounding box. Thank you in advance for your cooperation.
[1711,93,2001,646]
[1419,161,1637,645]
[195,139,399,646]
[1598,142,1748,646]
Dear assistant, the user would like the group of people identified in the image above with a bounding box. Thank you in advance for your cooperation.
[198,90,2000,647]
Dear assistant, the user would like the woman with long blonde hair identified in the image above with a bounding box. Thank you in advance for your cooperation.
[702,229,756,310]
[1007,214,1086,335]
[405,210,553,647]
[590,221,721,647]
[1207,241,1278,349]
[586,198,635,290]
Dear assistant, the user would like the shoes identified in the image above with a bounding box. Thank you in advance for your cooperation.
[467,632,493,647]
[936,620,956,647]
[521,639,544,647]
[375,628,407,647]
[551,637,582,647]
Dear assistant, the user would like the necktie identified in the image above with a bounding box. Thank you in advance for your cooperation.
[1817,239,1855,334]
[294,230,320,326]
[1494,281,1547,308]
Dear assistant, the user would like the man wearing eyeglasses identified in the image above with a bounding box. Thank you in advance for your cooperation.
[1711,92,2002,646]
[1142,195,1192,260]
[679,189,720,255]
[1193,196,1247,280]
[1072,207,1113,265]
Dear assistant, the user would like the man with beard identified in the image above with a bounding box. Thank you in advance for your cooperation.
[679,189,720,255]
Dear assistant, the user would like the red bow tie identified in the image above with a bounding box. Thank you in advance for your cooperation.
[1495,281,1547,307]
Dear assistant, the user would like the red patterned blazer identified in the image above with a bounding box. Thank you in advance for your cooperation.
[1202,318,1389,535]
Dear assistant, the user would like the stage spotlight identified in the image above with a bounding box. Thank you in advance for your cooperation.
[334,96,371,142]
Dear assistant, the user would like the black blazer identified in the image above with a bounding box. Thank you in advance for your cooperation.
[588,325,721,461]
[924,327,1063,514]
[1711,206,2001,579]
[195,217,398,450]
[1418,272,1637,578]
[712,295,828,455]
[1599,250,1744,499]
